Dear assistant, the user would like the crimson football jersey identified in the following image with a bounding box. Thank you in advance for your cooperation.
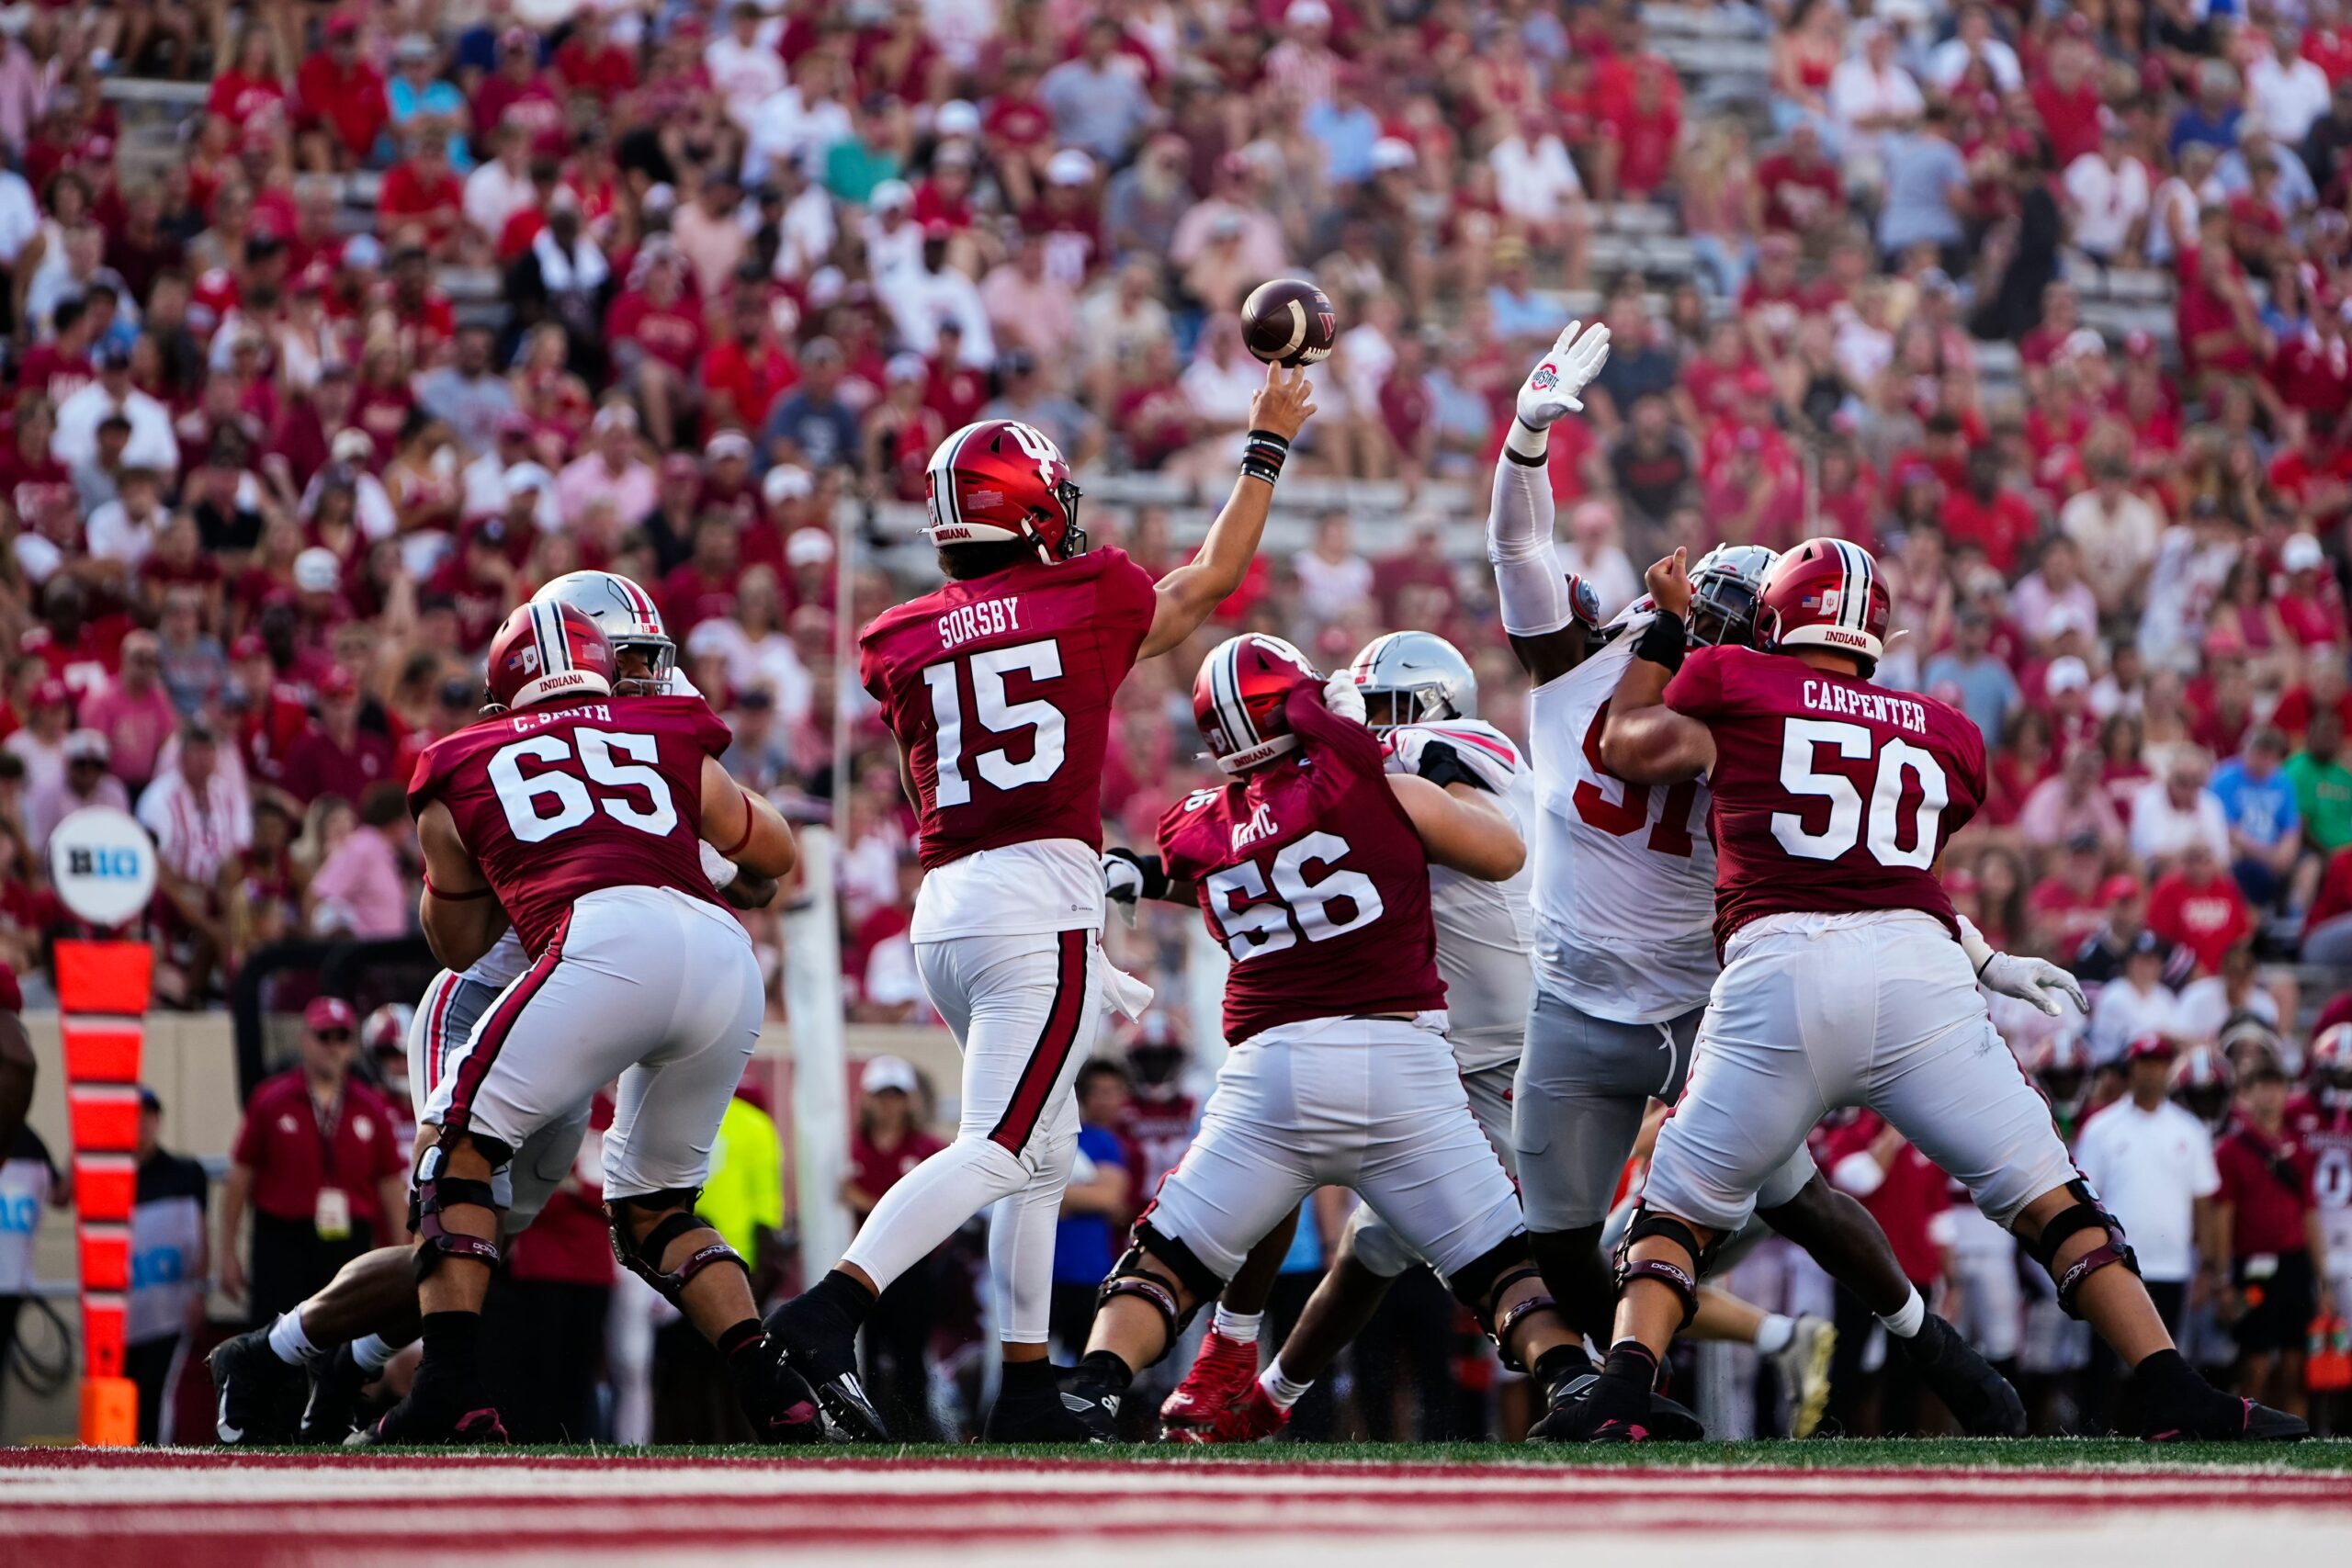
[2288,1092,2352,1256]
[1158,685,1446,1043]
[409,694,731,954]
[858,547,1158,868]
[1664,645,1984,951]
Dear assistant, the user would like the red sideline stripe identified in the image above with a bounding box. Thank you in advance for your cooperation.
[987,930,1089,1154]
[444,911,571,1127]
[423,971,458,1091]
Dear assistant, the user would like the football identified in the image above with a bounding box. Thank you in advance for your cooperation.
[1240,277,1339,367]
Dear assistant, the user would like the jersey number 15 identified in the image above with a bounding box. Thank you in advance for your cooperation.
[921,639,1067,807]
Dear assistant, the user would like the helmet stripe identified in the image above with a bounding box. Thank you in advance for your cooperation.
[1214,641,1253,750]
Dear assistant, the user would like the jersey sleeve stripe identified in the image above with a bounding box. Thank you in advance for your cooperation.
[985,929,1091,1156]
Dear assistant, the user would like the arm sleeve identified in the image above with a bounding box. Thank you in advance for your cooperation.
[1285,681,1385,782]
[1486,436,1573,637]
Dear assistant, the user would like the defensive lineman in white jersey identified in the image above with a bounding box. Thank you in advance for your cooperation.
[1491,324,2038,1439]
[209,572,775,1444]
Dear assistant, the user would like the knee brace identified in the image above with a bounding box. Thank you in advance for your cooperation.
[608,1188,750,1307]
[2023,1179,2140,1319]
[1444,1233,1553,1370]
[1613,1205,1708,1329]
[1095,1223,1217,1365]
[412,1135,508,1280]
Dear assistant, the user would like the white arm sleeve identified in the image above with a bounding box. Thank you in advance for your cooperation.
[1487,425,1571,637]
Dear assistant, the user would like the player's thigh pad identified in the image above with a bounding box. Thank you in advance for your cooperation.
[1139,1025,1333,1282]
[1855,919,2079,1229]
[1352,1017,1525,1283]
[503,1099,592,1235]
[601,892,767,1200]
[1460,1059,1520,1180]
[1643,927,1863,1235]
[1515,990,1700,1231]
[915,928,1104,1167]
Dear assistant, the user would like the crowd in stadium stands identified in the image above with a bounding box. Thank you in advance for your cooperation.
[0,0,2350,1440]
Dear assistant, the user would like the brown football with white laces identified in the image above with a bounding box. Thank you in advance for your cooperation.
[1240,278,1338,367]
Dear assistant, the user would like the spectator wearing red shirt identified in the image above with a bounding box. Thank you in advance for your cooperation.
[2278,533,2350,647]
[217,997,406,1322]
[1942,446,2040,575]
[294,14,390,169]
[2030,35,2106,167]
[207,27,288,139]
[701,288,799,436]
[378,124,468,258]
[844,1056,947,1435]
[2176,212,2267,380]
[662,513,743,637]
[554,12,639,103]
[473,28,566,152]
[1815,1111,1949,1437]
[605,245,706,449]
[2147,839,2256,976]
[2214,1056,2334,1414]
[1588,15,1682,200]
[278,664,394,806]
[1753,120,1846,241]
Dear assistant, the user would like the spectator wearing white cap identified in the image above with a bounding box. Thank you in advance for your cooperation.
[26,728,129,857]
[861,178,925,290]
[1264,0,1342,109]
[1039,17,1154,164]
[2131,747,2233,867]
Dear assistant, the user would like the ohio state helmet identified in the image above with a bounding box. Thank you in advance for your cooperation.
[922,419,1086,562]
[532,570,673,688]
[1193,634,1320,773]
[1756,537,1891,666]
[1688,543,1780,649]
[483,600,616,713]
[1347,630,1476,729]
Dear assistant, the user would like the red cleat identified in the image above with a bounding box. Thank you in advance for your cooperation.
[1172,1382,1289,1445]
[1159,1329,1259,1436]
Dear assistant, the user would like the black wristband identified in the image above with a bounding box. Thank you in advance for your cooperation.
[1633,610,1688,672]
[1108,847,1170,902]
[1240,427,1290,486]
[1417,740,1489,794]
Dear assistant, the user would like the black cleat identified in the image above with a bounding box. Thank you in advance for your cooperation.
[1895,1312,2027,1438]
[989,1370,1119,1443]
[296,1343,370,1445]
[2125,1354,2310,1442]
[763,1294,889,1442]
[346,1379,509,1447]
[1527,1371,1704,1443]
[209,1323,305,1445]
[734,1337,830,1445]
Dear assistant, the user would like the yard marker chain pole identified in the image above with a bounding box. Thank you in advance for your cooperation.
[46,806,160,1448]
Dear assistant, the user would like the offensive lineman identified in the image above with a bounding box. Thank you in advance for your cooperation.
[1063,635,1588,1432]
[209,574,774,1443]
[770,372,1316,1440]
[1556,539,2305,1442]
[1490,324,2039,1438]
[362,600,811,1443]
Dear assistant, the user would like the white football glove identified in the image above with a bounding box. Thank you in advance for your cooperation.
[1515,320,1612,432]
[1322,671,1368,725]
[1977,952,2089,1019]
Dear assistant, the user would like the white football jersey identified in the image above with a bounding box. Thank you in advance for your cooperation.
[455,666,712,995]
[1526,626,1719,1023]
[1385,719,1535,1073]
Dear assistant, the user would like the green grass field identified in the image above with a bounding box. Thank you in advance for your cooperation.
[243,1438,2352,1469]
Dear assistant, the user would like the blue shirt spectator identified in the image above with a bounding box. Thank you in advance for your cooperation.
[1920,614,2022,742]
[1876,120,1967,255]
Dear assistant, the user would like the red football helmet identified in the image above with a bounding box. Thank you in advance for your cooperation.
[1193,634,1320,773]
[483,600,617,713]
[1756,536,1891,666]
[923,419,1086,562]
[2311,1021,2352,1084]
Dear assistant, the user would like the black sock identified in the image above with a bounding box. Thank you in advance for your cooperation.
[2127,1348,2203,1397]
[416,1312,480,1387]
[718,1319,766,1362]
[1602,1341,1660,1391]
[1531,1342,1594,1402]
[807,1269,876,1331]
[1001,1359,1055,1395]
[1078,1349,1134,1391]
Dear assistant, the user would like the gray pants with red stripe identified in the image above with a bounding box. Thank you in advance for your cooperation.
[842,927,1106,1346]
[421,886,764,1202]
[406,971,591,1234]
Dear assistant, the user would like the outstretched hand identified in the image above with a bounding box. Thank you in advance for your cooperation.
[1515,319,1612,431]
[1249,362,1318,441]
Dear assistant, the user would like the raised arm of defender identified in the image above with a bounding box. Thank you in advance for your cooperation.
[1489,321,1611,686]
[1137,365,1318,660]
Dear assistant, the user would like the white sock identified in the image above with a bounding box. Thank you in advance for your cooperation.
[1753,1313,1795,1355]
[351,1333,398,1375]
[267,1310,320,1365]
[1878,1287,1926,1339]
[1214,1304,1263,1345]
[1260,1354,1312,1410]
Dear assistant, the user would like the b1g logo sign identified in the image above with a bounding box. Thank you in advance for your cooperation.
[48,806,158,927]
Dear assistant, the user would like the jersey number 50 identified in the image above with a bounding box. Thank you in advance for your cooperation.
[490,729,677,842]
[921,639,1067,807]
[1773,718,1950,867]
